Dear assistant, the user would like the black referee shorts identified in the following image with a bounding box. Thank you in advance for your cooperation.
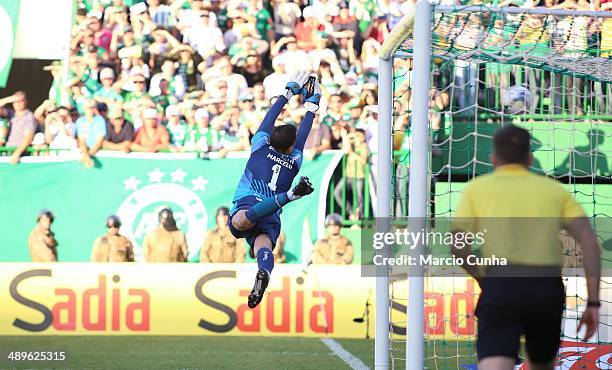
[476,276,565,364]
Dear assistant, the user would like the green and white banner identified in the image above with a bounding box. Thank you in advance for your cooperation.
[0,0,20,88]
[0,151,342,262]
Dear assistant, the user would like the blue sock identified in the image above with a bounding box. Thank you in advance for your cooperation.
[245,193,291,223]
[256,247,274,274]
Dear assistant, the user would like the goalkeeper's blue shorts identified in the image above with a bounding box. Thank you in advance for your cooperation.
[228,195,281,249]
[475,275,564,364]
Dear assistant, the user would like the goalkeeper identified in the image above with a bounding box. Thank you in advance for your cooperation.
[228,71,321,309]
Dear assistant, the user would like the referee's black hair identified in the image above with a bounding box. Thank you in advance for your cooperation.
[493,125,531,164]
[270,124,297,153]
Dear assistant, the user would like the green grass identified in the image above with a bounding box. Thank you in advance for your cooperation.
[0,336,478,369]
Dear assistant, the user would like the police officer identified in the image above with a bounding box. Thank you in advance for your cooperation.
[28,209,58,262]
[200,207,246,263]
[142,207,188,262]
[312,213,353,264]
[91,215,134,262]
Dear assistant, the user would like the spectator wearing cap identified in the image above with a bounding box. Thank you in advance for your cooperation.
[237,93,259,135]
[165,105,187,149]
[334,128,369,220]
[0,91,37,165]
[93,68,124,106]
[142,207,188,262]
[200,206,246,263]
[103,107,134,152]
[295,6,319,52]
[273,0,301,40]
[91,215,134,262]
[312,213,353,264]
[76,99,107,168]
[184,108,220,152]
[262,58,288,99]
[29,210,58,262]
[131,108,170,152]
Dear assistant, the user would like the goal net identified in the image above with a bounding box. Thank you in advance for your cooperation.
[376,2,612,369]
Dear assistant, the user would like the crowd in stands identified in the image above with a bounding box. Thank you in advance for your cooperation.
[1,0,610,222]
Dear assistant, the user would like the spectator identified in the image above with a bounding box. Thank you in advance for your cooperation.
[165,105,187,149]
[76,99,106,168]
[149,56,185,99]
[295,6,319,52]
[183,8,225,59]
[28,209,58,262]
[103,107,134,152]
[94,68,123,106]
[91,215,134,262]
[322,93,343,126]
[184,108,220,152]
[272,36,309,74]
[334,129,369,220]
[142,207,188,262]
[0,92,37,165]
[273,0,301,40]
[44,107,77,151]
[132,108,170,152]
[200,206,246,263]
[312,213,353,264]
[304,117,332,160]
[263,58,288,99]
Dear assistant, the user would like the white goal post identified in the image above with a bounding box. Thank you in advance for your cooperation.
[376,1,612,369]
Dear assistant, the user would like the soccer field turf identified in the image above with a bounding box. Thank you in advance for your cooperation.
[0,336,477,369]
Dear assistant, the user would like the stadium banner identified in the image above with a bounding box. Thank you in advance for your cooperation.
[0,0,20,88]
[0,263,483,338]
[0,151,343,263]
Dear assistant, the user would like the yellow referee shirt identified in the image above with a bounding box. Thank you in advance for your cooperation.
[454,164,586,266]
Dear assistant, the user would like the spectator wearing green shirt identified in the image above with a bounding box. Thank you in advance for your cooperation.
[321,94,343,127]
[122,74,152,122]
[165,105,187,149]
[184,108,220,153]
[94,68,124,106]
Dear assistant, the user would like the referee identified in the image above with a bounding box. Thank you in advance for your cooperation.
[451,125,601,370]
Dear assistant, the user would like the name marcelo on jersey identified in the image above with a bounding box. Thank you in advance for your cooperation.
[266,151,295,169]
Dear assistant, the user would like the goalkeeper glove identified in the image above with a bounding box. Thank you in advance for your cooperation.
[283,71,310,100]
[303,76,321,113]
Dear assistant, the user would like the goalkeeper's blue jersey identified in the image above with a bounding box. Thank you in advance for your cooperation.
[232,131,303,204]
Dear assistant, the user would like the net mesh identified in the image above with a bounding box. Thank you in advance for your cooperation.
[387,5,612,369]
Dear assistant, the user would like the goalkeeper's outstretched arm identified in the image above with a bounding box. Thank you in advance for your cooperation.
[294,77,322,151]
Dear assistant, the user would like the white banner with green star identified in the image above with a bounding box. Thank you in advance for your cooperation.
[0,0,20,88]
[0,151,343,262]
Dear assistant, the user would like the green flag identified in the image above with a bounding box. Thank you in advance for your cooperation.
[0,0,19,88]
